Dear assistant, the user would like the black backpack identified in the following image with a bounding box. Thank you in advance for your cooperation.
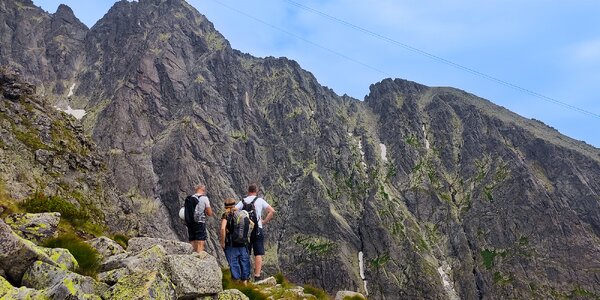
[242,196,259,226]
[183,195,198,225]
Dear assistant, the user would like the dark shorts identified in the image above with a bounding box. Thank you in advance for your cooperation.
[187,222,207,241]
[248,227,265,256]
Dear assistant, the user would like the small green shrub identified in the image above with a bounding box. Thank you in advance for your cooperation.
[303,285,330,300]
[20,192,89,225]
[112,233,130,249]
[43,234,100,277]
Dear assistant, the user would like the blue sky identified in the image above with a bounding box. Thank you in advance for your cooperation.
[34,0,600,148]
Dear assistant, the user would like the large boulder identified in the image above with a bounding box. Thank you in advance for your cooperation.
[102,271,176,300]
[127,237,193,255]
[0,219,58,284]
[0,275,48,300]
[22,261,108,300]
[335,291,367,300]
[86,236,125,262]
[102,244,167,273]
[4,213,61,244]
[164,252,223,297]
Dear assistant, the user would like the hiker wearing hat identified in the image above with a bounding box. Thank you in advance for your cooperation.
[220,198,251,283]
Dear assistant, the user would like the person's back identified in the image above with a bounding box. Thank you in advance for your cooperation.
[235,184,275,281]
[185,184,213,253]
[220,198,250,283]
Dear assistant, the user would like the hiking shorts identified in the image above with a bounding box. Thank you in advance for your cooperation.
[248,227,265,256]
[187,222,207,241]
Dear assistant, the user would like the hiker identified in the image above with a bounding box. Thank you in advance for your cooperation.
[184,184,213,253]
[236,184,276,281]
[220,198,251,284]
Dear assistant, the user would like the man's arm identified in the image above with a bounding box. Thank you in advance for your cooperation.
[262,206,275,225]
[219,218,227,249]
[204,197,213,217]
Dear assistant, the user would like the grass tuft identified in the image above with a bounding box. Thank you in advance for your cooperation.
[43,234,101,277]
[222,269,268,300]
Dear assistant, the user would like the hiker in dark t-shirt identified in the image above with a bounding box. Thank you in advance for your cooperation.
[220,198,251,283]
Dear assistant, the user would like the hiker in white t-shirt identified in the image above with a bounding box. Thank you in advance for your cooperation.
[235,184,275,281]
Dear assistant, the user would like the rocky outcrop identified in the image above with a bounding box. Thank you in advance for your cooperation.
[1,217,225,299]
[0,68,135,235]
[0,219,59,284]
[5,212,60,243]
[1,0,600,298]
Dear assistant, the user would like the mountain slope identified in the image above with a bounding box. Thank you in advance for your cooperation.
[1,0,600,298]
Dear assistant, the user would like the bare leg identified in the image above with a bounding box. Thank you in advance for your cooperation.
[254,255,263,277]
[198,240,205,252]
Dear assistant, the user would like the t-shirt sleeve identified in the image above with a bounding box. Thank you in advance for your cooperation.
[200,196,210,208]
[235,201,243,210]
[259,198,271,211]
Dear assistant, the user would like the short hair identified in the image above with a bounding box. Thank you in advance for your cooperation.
[248,184,258,193]
[195,184,205,191]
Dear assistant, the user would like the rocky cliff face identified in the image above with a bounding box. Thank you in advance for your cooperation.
[0,68,135,235]
[2,0,600,298]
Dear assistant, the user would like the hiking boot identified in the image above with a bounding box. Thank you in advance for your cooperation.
[253,275,262,282]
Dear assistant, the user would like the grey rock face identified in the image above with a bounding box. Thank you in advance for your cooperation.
[164,252,223,297]
[2,1,600,299]
[5,212,61,243]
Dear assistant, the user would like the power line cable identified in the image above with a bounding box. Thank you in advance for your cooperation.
[208,0,393,78]
[283,0,600,119]
[207,0,599,119]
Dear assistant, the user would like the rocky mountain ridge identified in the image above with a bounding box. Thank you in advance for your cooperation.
[1,0,600,298]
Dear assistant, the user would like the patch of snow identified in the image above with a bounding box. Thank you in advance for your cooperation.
[67,83,75,97]
[244,91,251,109]
[437,262,459,300]
[357,139,367,168]
[358,251,368,296]
[380,143,388,162]
[59,106,86,120]
[422,123,430,150]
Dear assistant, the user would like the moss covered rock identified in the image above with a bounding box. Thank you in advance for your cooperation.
[0,275,49,299]
[335,291,366,300]
[217,289,249,300]
[40,247,79,271]
[0,219,58,284]
[4,212,61,244]
[102,271,176,300]
[21,261,108,299]
[86,236,125,262]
